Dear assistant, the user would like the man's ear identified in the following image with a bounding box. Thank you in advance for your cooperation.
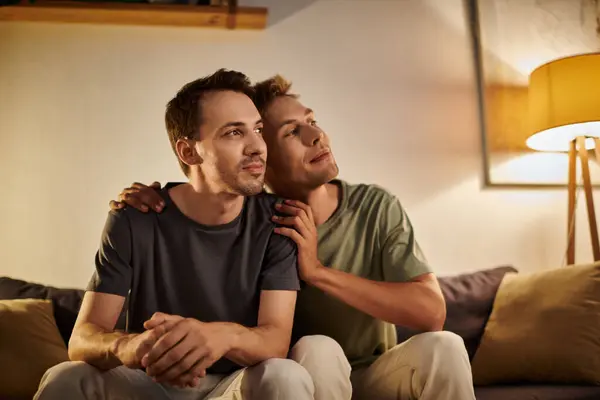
[175,139,202,168]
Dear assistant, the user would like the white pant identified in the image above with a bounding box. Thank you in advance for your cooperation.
[34,332,475,400]
[291,332,476,400]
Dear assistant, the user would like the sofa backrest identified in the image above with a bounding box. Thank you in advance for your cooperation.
[0,277,127,346]
[2,265,517,357]
[396,265,517,360]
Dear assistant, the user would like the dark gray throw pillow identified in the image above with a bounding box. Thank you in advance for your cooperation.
[396,265,518,360]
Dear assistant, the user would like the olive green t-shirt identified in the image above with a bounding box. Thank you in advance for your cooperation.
[292,179,433,368]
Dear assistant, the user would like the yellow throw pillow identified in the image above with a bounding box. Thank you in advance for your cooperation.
[471,261,600,385]
[0,299,69,399]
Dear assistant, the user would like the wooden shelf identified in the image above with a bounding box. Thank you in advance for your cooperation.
[0,1,268,29]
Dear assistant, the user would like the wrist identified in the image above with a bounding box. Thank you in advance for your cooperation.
[211,322,242,352]
[305,263,328,285]
[109,333,132,364]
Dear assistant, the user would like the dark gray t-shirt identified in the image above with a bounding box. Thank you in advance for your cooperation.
[87,186,300,374]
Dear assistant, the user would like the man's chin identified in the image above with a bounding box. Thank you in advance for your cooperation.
[307,164,339,189]
[232,179,265,196]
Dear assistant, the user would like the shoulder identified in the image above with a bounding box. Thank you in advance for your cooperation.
[341,180,401,211]
[106,205,156,231]
[339,180,410,233]
[246,191,285,218]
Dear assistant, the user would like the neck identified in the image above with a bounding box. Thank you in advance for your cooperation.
[171,173,244,226]
[278,182,340,226]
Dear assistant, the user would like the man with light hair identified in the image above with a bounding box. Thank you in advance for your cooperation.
[111,73,476,400]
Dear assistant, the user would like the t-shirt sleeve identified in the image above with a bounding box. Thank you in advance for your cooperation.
[86,210,133,297]
[381,199,433,282]
[260,232,300,291]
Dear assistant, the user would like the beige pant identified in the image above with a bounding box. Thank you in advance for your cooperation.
[292,332,476,400]
[34,332,474,400]
[34,357,315,400]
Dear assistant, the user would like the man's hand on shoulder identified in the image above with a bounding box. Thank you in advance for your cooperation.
[142,313,236,388]
[109,181,165,213]
[272,199,323,283]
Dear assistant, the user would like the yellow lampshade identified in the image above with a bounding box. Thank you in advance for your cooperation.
[526,53,600,152]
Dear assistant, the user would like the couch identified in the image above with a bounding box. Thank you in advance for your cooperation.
[1,265,600,400]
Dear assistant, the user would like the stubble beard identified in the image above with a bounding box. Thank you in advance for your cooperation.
[221,169,265,196]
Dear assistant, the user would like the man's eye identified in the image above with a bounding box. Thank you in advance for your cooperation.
[286,126,299,136]
[255,126,263,134]
[226,129,242,136]
[309,120,318,126]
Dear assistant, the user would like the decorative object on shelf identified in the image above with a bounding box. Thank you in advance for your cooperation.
[0,0,266,29]
[525,53,600,265]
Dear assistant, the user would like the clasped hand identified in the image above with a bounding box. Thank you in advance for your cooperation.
[118,313,232,388]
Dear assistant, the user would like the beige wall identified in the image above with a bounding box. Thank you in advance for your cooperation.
[0,0,596,289]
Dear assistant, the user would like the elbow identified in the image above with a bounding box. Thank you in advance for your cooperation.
[269,339,291,359]
[266,331,292,360]
[429,303,446,331]
[423,293,446,332]
[399,290,446,332]
[67,332,89,363]
[67,334,81,361]
[270,347,289,360]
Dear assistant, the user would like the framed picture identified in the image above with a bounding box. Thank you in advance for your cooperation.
[466,0,600,188]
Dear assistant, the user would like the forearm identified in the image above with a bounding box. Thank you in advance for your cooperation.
[216,322,290,367]
[308,267,446,331]
[68,322,127,370]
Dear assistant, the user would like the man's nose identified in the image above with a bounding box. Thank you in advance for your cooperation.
[245,133,267,156]
[303,125,323,146]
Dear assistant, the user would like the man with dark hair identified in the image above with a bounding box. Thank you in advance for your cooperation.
[111,74,476,400]
[34,69,315,400]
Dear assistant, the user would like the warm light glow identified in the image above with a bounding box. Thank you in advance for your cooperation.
[526,53,600,153]
[526,123,600,152]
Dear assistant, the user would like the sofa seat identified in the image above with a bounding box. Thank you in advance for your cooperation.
[475,384,600,400]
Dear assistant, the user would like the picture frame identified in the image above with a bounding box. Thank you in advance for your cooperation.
[465,0,600,188]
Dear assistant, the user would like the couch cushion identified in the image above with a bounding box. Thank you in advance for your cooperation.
[0,299,69,399]
[0,277,84,346]
[396,265,517,359]
[472,261,600,385]
[475,384,600,400]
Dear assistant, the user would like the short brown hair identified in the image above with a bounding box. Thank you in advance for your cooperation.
[165,68,254,175]
[252,74,298,115]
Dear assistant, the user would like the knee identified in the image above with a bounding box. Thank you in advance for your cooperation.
[409,331,469,372]
[291,335,346,362]
[420,331,467,356]
[248,358,314,395]
[36,361,99,396]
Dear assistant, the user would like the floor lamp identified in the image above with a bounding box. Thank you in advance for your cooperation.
[525,53,600,266]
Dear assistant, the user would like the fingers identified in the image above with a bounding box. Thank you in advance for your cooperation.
[274,226,303,243]
[146,333,194,378]
[170,349,216,387]
[283,199,313,220]
[275,202,312,224]
[134,324,168,363]
[176,372,204,388]
[109,200,125,211]
[143,320,191,372]
[271,215,310,237]
[137,318,182,366]
[118,189,149,212]
[153,347,206,384]
[118,182,166,213]
[188,351,218,378]
[131,182,150,190]
[144,312,183,330]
